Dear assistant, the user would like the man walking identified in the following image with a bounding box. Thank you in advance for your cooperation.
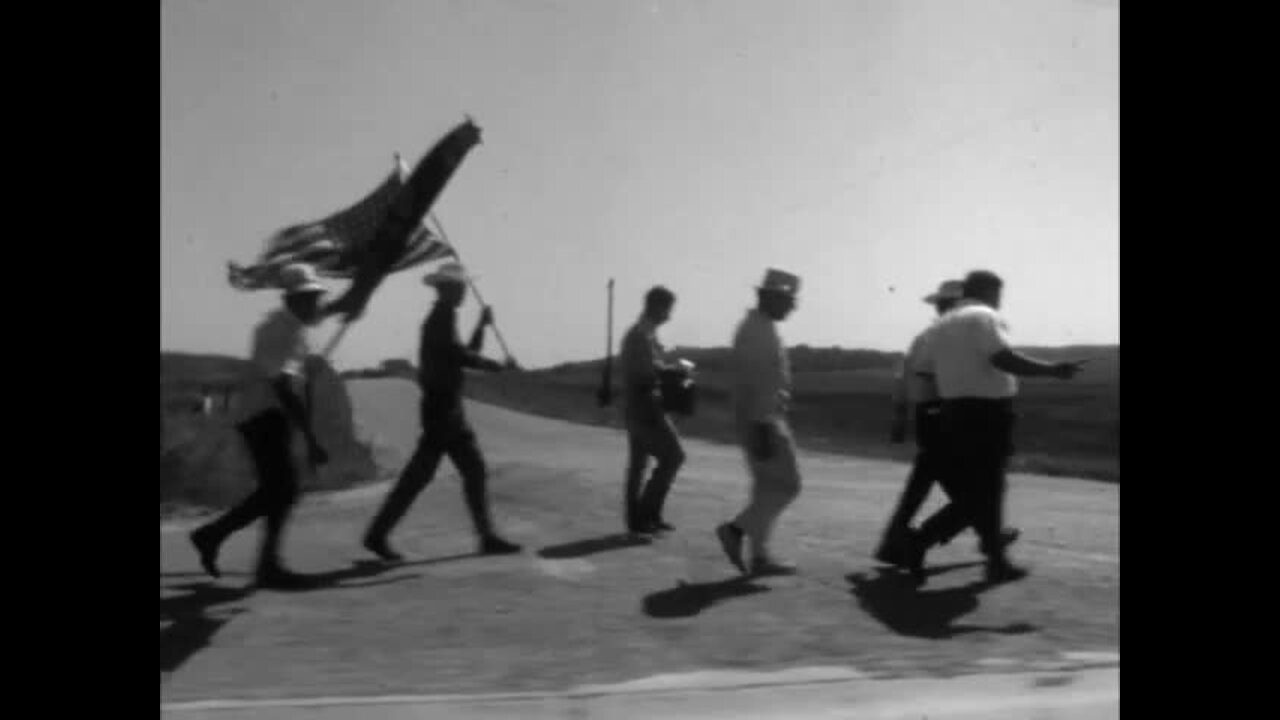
[362,261,522,560]
[910,270,1084,583]
[874,279,963,564]
[875,280,1019,566]
[189,263,339,589]
[619,286,686,534]
[715,269,803,576]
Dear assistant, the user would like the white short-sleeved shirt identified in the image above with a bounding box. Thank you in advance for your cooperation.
[732,308,791,425]
[236,307,312,421]
[916,300,1018,400]
[896,324,940,405]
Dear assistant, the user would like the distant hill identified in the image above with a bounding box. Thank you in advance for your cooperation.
[160,352,252,385]
[159,350,379,512]
[466,342,1119,482]
[544,344,1119,377]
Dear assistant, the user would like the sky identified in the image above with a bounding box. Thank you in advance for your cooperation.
[161,0,1118,370]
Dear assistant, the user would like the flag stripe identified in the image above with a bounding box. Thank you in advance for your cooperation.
[229,159,453,291]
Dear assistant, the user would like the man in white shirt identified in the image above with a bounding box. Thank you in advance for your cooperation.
[619,286,686,534]
[909,270,1084,584]
[876,280,1020,566]
[875,279,962,564]
[715,269,802,576]
[190,263,342,589]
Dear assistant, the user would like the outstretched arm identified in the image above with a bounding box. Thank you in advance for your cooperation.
[990,349,1083,379]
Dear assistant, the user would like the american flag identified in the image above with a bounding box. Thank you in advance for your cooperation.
[227,156,455,291]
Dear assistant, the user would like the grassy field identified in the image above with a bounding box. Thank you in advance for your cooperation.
[160,352,381,515]
[160,343,1117,516]
[466,345,1119,482]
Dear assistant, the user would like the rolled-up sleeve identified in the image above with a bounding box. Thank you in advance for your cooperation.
[972,310,1013,357]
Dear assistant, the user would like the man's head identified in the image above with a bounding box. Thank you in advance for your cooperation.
[643,285,676,325]
[962,269,1004,309]
[924,279,964,316]
[423,262,472,308]
[755,268,800,322]
[279,263,327,324]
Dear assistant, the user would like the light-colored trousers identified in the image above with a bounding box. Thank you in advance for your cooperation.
[733,418,802,556]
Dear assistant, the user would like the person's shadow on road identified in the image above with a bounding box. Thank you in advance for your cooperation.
[161,582,251,675]
[160,556,466,675]
[538,533,652,560]
[642,576,770,619]
[846,565,1038,640]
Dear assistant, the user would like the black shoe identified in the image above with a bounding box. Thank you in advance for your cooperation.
[647,518,676,533]
[362,535,404,563]
[715,523,747,574]
[626,510,651,535]
[190,527,223,579]
[904,531,928,584]
[985,559,1030,585]
[255,567,315,591]
[480,535,522,555]
[873,529,913,567]
[979,528,1023,557]
[750,557,799,577]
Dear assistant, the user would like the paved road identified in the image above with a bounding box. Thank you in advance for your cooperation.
[161,379,1118,716]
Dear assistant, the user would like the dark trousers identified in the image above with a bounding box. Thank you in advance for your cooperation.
[919,399,1016,559]
[880,402,948,542]
[624,411,686,527]
[365,407,495,542]
[200,409,299,572]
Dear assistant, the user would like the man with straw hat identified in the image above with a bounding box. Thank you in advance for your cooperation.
[715,268,804,576]
[908,270,1085,584]
[874,279,1020,567]
[362,261,522,560]
[190,262,341,589]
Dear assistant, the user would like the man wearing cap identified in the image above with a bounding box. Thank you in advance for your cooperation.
[190,263,341,589]
[362,261,522,560]
[908,270,1084,584]
[874,279,964,565]
[715,269,803,576]
[619,286,686,534]
[875,280,1021,567]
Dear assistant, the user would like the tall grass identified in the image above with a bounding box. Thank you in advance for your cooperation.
[465,358,1119,482]
[160,354,380,514]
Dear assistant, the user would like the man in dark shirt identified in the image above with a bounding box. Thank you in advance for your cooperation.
[362,262,521,560]
[619,286,685,534]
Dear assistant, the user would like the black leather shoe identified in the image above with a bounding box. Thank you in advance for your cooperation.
[255,567,316,591]
[715,523,747,574]
[480,535,522,555]
[904,531,928,585]
[985,559,1030,585]
[363,535,405,562]
[190,527,223,579]
[873,529,914,567]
